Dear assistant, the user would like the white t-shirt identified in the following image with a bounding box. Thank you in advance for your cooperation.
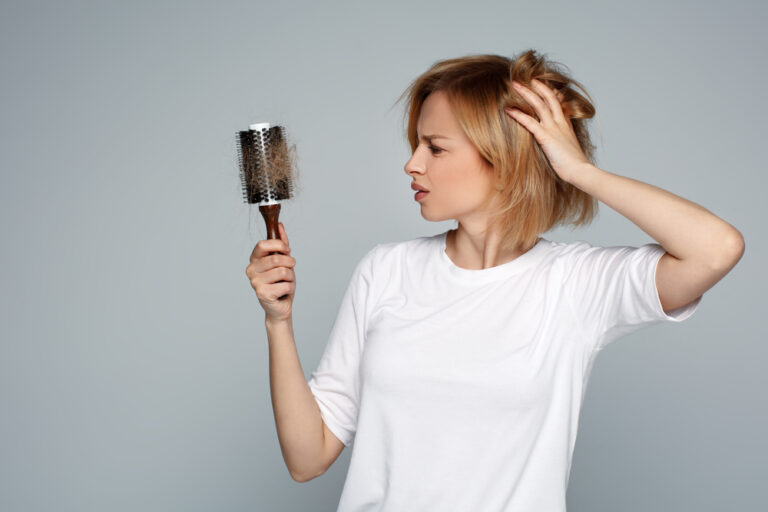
[307,229,701,512]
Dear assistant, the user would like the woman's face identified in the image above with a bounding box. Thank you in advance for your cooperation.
[404,90,496,223]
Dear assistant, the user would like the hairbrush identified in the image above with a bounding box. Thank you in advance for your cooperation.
[236,122,296,250]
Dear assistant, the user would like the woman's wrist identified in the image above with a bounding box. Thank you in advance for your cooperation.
[265,314,293,329]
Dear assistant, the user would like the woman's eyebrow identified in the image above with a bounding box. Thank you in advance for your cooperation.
[417,133,451,141]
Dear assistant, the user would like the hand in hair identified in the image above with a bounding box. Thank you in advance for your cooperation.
[505,78,591,184]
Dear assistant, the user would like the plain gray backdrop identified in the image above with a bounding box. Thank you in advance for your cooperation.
[1,0,764,510]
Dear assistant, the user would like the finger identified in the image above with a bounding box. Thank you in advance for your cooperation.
[279,222,290,251]
[264,281,294,302]
[505,107,544,139]
[256,252,296,274]
[250,238,289,262]
[263,265,295,285]
[512,80,551,124]
[530,79,566,124]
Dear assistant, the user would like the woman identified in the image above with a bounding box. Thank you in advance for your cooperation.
[247,49,744,511]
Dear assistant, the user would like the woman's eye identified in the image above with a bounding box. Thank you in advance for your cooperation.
[429,146,443,155]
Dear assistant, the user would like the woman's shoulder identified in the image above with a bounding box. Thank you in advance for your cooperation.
[367,233,596,269]
[365,233,613,277]
[539,237,666,288]
[363,231,444,274]
[375,231,442,258]
[375,231,441,253]
[543,237,658,260]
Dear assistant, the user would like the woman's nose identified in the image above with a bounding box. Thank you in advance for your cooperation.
[404,152,425,177]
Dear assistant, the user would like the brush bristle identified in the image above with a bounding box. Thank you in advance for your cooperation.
[237,125,294,204]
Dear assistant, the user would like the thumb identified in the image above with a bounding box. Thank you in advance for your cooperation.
[279,222,290,249]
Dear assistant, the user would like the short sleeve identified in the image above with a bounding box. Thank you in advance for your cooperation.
[562,241,702,352]
[306,245,378,447]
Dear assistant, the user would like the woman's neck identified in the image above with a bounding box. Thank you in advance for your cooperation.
[445,226,536,270]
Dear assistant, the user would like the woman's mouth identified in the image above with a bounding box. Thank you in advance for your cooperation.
[414,191,429,201]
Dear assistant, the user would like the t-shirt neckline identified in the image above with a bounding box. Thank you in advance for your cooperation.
[436,230,551,282]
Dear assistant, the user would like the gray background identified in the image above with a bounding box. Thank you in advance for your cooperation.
[1,0,764,510]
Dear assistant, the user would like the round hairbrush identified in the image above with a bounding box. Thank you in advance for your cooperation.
[236,122,296,251]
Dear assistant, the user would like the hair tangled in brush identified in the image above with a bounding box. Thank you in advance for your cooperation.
[394,48,600,252]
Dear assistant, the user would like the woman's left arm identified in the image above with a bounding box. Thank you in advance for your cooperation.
[506,78,745,313]
[568,163,744,312]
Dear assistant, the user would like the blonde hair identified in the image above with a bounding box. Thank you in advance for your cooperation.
[395,48,600,251]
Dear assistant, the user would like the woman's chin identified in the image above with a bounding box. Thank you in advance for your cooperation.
[419,209,450,223]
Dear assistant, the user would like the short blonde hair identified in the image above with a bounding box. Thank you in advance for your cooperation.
[395,49,600,251]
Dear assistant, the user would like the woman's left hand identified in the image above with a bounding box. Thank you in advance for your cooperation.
[505,79,591,184]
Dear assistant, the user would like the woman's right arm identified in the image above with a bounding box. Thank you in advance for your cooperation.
[247,222,345,482]
[265,317,345,482]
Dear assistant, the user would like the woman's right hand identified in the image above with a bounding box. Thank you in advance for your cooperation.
[246,222,296,322]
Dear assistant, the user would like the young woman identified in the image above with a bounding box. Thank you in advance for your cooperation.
[247,49,744,511]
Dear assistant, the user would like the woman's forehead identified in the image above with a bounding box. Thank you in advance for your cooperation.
[418,92,460,138]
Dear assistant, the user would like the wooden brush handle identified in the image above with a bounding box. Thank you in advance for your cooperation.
[259,203,288,300]
[259,203,282,243]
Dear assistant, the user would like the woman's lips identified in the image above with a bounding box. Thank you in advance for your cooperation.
[414,191,429,201]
